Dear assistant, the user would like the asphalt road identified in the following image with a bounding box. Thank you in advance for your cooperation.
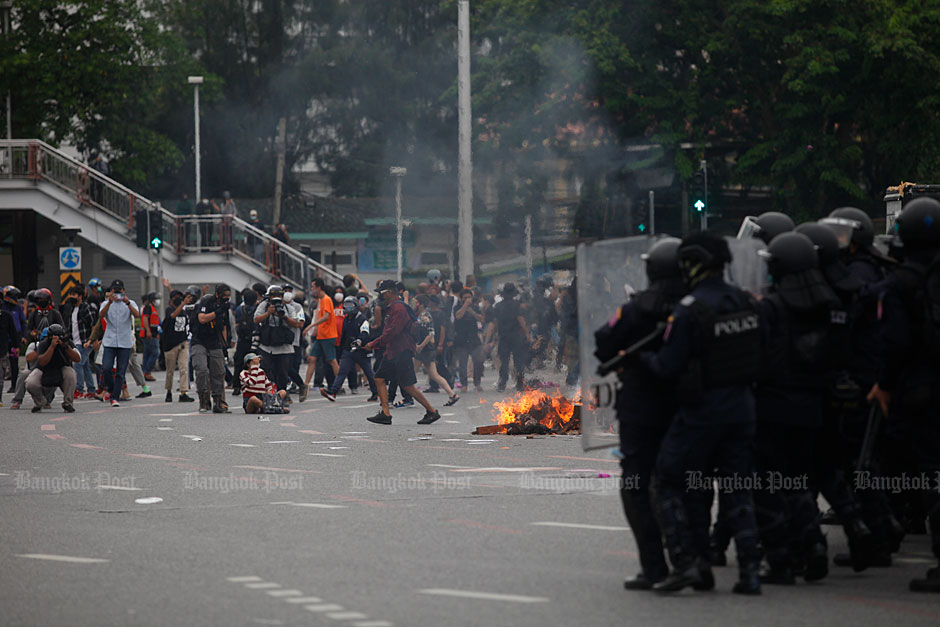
[1,377,939,627]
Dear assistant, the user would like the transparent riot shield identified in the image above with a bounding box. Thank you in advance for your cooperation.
[577,235,768,452]
[577,236,653,451]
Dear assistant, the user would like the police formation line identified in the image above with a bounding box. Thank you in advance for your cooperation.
[595,202,940,595]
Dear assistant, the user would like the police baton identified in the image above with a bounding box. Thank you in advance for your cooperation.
[596,322,667,377]
[856,403,883,473]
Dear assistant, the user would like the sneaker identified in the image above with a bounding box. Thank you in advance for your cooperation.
[137,390,152,398]
[212,404,231,414]
[417,410,441,425]
[43,401,51,409]
[144,373,156,382]
[178,393,195,403]
[367,411,393,425]
[320,388,336,402]
[165,391,173,403]
[62,404,75,413]
[31,405,42,413]
[299,386,308,403]
[393,399,414,409]
[349,388,359,395]
[286,384,300,394]
[367,394,379,402]
[475,385,484,392]
[83,392,97,399]
[336,388,346,395]
[444,395,460,407]
[10,401,20,409]
[110,399,120,408]
[73,390,82,400]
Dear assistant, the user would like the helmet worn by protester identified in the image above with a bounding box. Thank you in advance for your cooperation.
[34,288,53,308]
[427,268,442,283]
[677,231,732,287]
[3,285,21,305]
[342,295,358,314]
[88,277,101,289]
[266,284,285,300]
[46,323,68,339]
[795,222,863,293]
[895,196,940,250]
[185,285,202,299]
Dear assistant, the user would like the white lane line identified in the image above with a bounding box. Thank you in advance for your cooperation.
[266,440,300,444]
[245,582,281,589]
[426,464,473,469]
[895,557,935,565]
[467,406,481,410]
[157,427,174,431]
[417,589,548,603]
[227,576,263,582]
[444,421,461,424]
[134,497,164,505]
[449,467,561,473]
[158,418,173,422]
[16,554,109,564]
[270,502,348,509]
[251,620,283,626]
[327,612,369,620]
[343,432,368,435]
[310,441,342,444]
[230,444,258,448]
[309,453,346,458]
[266,589,304,597]
[329,447,350,450]
[352,622,394,627]
[530,522,629,531]
[441,413,455,416]
[153,413,197,417]
[0,472,9,476]
[284,597,324,604]
[304,604,345,612]
[337,404,372,409]
[97,485,142,491]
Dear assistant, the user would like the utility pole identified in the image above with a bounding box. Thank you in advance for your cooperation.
[1,1,11,142]
[457,0,473,282]
[390,167,407,282]
[188,76,204,202]
[273,117,287,226]
[648,190,655,236]
[701,159,709,231]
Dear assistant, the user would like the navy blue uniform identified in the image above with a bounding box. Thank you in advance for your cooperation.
[640,276,761,572]
[596,294,678,583]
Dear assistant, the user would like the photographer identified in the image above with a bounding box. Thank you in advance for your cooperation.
[26,323,80,413]
[162,289,196,403]
[98,280,140,408]
[192,284,231,413]
[253,285,300,395]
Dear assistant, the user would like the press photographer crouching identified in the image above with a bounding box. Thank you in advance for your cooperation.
[253,285,301,396]
[26,323,80,413]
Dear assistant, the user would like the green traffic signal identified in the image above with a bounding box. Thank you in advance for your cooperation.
[637,223,646,233]
[150,236,163,249]
[693,199,705,212]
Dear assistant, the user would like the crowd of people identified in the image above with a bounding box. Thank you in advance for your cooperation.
[597,202,940,595]
[0,270,580,423]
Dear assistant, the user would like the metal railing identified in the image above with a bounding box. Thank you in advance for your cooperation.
[0,139,343,287]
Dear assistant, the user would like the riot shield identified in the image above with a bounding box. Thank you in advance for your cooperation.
[577,236,652,451]
[577,235,767,452]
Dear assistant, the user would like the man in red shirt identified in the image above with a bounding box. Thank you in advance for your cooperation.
[365,280,440,425]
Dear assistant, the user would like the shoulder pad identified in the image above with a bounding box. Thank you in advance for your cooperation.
[679,295,696,308]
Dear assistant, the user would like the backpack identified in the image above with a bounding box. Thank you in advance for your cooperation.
[261,392,287,414]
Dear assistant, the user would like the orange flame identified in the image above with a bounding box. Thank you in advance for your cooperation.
[491,389,575,431]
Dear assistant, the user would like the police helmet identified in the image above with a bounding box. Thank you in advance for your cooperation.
[677,231,732,276]
[821,207,874,249]
[342,295,358,314]
[754,212,795,244]
[760,232,818,278]
[795,223,840,267]
[895,196,940,249]
[641,237,683,282]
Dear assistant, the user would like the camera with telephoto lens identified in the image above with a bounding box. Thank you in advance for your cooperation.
[270,298,287,317]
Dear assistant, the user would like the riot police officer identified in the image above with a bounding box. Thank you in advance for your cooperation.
[868,196,940,593]
[739,211,796,244]
[753,232,841,584]
[639,231,762,595]
[595,237,685,590]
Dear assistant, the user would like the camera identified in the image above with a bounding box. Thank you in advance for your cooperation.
[270,298,287,317]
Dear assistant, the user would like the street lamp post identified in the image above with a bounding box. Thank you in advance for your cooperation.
[390,167,407,283]
[457,0,473,282]
[1,1,12,144]
[188,76,204,202]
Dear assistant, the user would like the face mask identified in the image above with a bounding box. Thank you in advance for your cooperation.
[283,292,294,303]
[334,293,343,303]
[155,298,162,307]
[173,298,182,307]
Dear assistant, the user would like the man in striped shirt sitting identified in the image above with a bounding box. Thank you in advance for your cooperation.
[240,353,289,414]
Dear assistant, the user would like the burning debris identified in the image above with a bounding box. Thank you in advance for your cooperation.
[473,389,581,436]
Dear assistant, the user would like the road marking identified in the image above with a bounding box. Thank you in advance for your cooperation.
[343,432,368,435]
[282,502,347,509]
[441,413,455,416]
[308,453,346,458]
[153,413,198,416]
[126,454,188,461]
[44,434,66,440]
[157,427,174,431]
[284,597,323,604]
[266,589,304,597]
[426,464,473,469]
[135,497,164,505]
[328,612,369,620]
[97,485,142,491]
[265,440,300,444]
[16,554,109,564]
[250,620,283,626]
[245,582,281,589]
[40,424,55,431]
[0,472,9,476]
[329,447,349,450]
[234,466,319,474]
[417,589,548,603]
[338,404,372,409]
[158,418,173,422]
[311,441,342,444]
[444,421,461,424]
[450,467,561,473]
[230,444,257,448]
[227,576,263,582]
[304,604,345,612]
[548,455,618,463]
[69,444,104,450]
[466,441,494,445]
[439,439,467,442]
[298,429,325,434]
[280,423,297,427]
[530,522,629,531]
[895,557,935,565]
[352,622,394,627]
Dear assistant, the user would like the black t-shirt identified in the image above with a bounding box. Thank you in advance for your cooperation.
[429,308,447,347]
[191,301,222,349]
[493,298,522,336]
[454,304,482,347]
[163,305,189,349]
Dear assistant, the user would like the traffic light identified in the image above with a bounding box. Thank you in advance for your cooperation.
[149,211,164,249]
[691,170,706,213]
[135,209,148,248]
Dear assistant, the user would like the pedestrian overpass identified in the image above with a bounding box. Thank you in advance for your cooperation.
[0,139,341,291]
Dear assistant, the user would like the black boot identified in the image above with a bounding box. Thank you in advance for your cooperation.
[693,558,715,591]
[910,564,940,593]
[653,562,702,593]
[733,562,762,595]
[623,573,658,590]
[842,518,875,572]
[803,542,829,582]
[198,391,211,413]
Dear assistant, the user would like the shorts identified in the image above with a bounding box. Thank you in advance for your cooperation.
[309,338,337,361]
[243,393,262,411]
[416,349,436,367]
[374,350,417,388]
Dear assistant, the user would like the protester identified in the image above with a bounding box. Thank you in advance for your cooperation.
[219,191,236,253]
[98,280,139,407]
[301,278,339,401]
[232,288,259,394]
[453,288,485,392]
[60,285,96,399]
[491,282,531,392]
[0,298,19,406]
[163,289,195,402]
[321,296,378,402]
[283,285,307,395]
[139,292,161,381]
[27,323,80,413]
[27,288,63,341]
[412,295,460,406]
[2,286,26,395]
[239,352,289,414]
